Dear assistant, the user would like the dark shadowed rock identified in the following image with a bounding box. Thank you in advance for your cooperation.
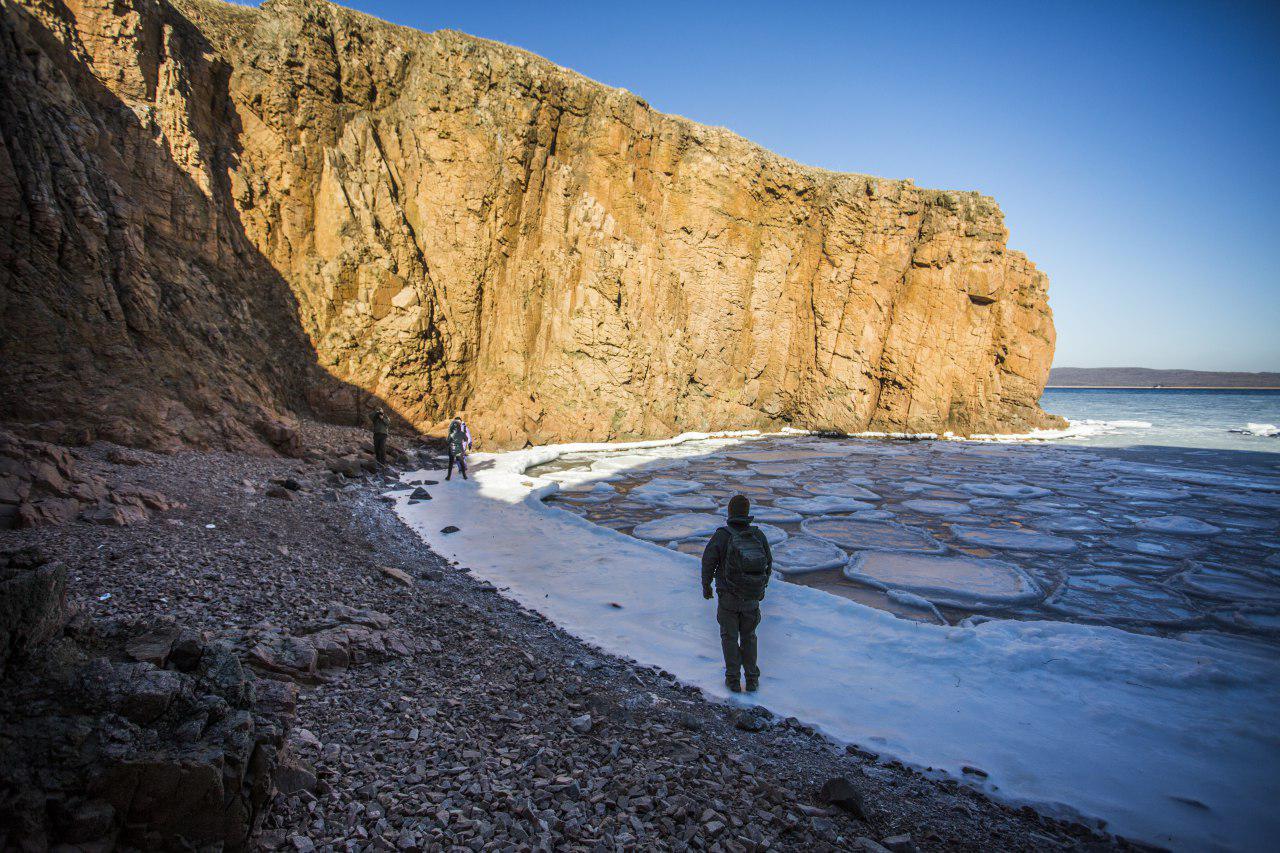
[0,546,67,675]
[819,777,868,820]
[0,624,295,851]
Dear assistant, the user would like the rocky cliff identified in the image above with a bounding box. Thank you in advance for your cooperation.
[1,0,1061,450]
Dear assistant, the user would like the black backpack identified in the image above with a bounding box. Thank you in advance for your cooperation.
[720,526,770,601]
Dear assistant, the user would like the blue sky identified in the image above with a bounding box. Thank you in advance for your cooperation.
[249,0,1278,370]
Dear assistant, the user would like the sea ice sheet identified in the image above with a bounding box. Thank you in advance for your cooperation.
[844,552,1041,608]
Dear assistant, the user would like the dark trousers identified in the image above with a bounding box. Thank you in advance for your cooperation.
[373,433,387,465]
[717,598,761,680]
[447,449,467,479]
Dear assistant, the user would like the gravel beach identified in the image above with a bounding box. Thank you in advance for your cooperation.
[1,423,1125,851]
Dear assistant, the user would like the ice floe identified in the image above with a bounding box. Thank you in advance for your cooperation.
[626,478,703,501]
[1211,609,1280,635]
[557,483,618,502]
[844,552,1041,609]
[1133,515,1222,537]
[850,509,896,522]
[1177,567,1280,605]
[950,526,1078,553]
[631,513,723,542]
[775,495,878,515]
[801,517,946,553]
[750,463,811,477]
[960,483,1053,499]
[802,482,881,500]
[1109,537,1205,560]
[1100,484,1191,501]
[1046,575,1199,626]
[755,523,788,545]
[1032,514,1109,533]
[655,493,720,510]
[770,536,849,574]
[726,449,843,463]
[1230,422,1280,437]
[900,499,970,516]
[884,589,946,622]
[736,505,804,523]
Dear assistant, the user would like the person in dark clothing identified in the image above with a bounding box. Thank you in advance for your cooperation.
[370,408,390,465]
[701,494,772,693]
[446,417,471,481]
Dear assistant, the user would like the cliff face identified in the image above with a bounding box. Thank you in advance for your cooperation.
[1,0,1061,450]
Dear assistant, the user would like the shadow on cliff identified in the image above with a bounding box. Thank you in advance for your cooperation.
[3,0,423,453]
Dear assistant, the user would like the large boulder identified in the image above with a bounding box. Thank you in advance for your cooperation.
[0,431,175,528]
[0,546,68,676]
[0,628,295,851]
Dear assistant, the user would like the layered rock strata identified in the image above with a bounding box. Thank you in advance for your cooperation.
[1,0,1061,450]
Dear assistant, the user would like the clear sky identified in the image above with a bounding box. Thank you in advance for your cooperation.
[248,0,1279,370]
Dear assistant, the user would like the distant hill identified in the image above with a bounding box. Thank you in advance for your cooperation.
[1048,368,1280,388]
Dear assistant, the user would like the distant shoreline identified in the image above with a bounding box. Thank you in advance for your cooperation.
[1046,385,1280,390]
[1048,367,1280,389]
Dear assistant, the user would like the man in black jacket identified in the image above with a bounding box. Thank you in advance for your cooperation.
[701,494,772,693]
[370,408,390,465]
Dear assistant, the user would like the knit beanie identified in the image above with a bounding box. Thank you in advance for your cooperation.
[727,494,751,518]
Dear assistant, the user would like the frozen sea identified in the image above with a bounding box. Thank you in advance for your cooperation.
[395,408,1280,850]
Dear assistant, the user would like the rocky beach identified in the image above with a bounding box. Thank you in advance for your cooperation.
[0,423,1120,851]
[3,0,1274,849]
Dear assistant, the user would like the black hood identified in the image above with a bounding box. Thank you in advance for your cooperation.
[727,514,754,527]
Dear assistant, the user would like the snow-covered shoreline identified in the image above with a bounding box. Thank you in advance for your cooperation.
[394,431,1279,852]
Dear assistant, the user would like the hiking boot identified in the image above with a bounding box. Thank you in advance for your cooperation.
[725,675,742,693]
[745,677,759,692]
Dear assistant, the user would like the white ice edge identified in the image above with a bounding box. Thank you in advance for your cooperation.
[789,418,1154,443]
[394,431,1280,852]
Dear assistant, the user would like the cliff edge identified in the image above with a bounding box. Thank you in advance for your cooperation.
[1,0,1062,450]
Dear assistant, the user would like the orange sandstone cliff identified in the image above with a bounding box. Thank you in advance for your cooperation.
[0,0,1062,450]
